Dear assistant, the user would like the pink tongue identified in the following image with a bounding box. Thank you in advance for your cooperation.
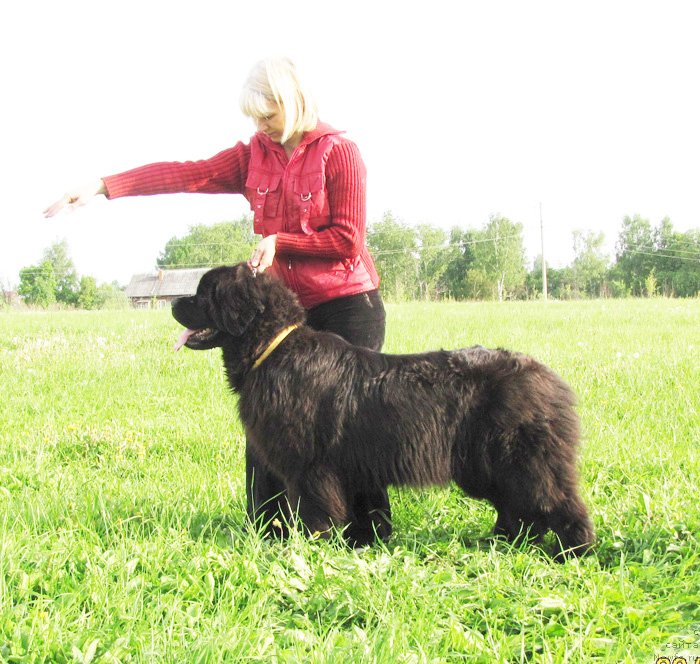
[174,328,197,351]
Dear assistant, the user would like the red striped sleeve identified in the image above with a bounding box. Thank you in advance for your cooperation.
[102,143,252,199]
[275,139,367,259]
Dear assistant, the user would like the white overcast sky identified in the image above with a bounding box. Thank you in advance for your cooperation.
[2,0,699,286]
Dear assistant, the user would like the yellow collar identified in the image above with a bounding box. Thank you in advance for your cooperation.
[253,325,299,369]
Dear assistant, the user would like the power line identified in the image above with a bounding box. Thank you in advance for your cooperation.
[540,202,547,301]
[10,232,700,279]
[372,233,525,257]
[618,248,700,263]
[617,242,700,259]
[13,245,700,277]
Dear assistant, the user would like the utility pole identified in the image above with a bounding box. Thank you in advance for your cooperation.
[540,202,548,301]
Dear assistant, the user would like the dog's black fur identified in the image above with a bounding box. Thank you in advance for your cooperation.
[172,263,594,557]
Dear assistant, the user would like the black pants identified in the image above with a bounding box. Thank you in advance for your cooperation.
[245,289,393,544]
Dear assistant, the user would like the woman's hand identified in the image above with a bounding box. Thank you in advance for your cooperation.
[43,179,107,218]
[250,234,277,273]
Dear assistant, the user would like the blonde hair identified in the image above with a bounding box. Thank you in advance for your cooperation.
[239,57,318,144]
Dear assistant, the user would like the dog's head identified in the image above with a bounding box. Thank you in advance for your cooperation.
[172,263,270,351]
[172,263,306,352]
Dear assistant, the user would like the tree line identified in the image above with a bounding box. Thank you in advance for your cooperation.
[371,212,699,300]
[13,240,126,309]
[12,212,700,307]
[156,212,700,300]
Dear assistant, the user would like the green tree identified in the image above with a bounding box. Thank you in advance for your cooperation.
[18,240,79,307]
[652,220,700,296]
[571,230,609,297]
[615,214,655,296]
[367,212,419,300]
[18,260,57,307]
[416,224,449,300]
[463,268,494,300]
[669,229,700,296]
[615,215,700,297]
[526,256,577,300]
[158,217,257,269]
[471,215,526,301]
[527,255,557,299]
[76,276,99,309]
[97,282,129,309]
[441,227,478,299]
[43,240,79,304]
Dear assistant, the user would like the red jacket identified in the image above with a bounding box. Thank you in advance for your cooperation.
[102,122,380,308]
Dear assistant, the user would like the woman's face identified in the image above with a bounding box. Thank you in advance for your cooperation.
[255,106,285,143]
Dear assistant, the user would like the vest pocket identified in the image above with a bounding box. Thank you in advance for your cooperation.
[245,170,283,235]
[292,172,326,234]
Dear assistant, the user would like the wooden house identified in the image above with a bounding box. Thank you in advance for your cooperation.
[125,268,208,309]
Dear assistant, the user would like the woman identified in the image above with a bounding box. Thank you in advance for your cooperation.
[45,56,391,545]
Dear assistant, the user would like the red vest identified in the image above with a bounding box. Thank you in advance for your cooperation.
[243,127,379,309]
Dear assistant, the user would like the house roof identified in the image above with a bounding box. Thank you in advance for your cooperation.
[125,268,209,299]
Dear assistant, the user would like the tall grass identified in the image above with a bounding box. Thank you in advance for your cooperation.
[1,300,698,662]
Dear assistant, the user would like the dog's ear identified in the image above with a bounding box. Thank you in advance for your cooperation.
[212,265,264,336]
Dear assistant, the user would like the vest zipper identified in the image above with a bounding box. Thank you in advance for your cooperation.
[280,151,301,292]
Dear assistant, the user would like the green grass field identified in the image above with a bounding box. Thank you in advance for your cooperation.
[1,299,699,663]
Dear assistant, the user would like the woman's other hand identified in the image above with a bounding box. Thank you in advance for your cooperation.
[250,234,277,273]
[43,179,107,218]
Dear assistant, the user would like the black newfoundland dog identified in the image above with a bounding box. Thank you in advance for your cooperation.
[172,263,594,557]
